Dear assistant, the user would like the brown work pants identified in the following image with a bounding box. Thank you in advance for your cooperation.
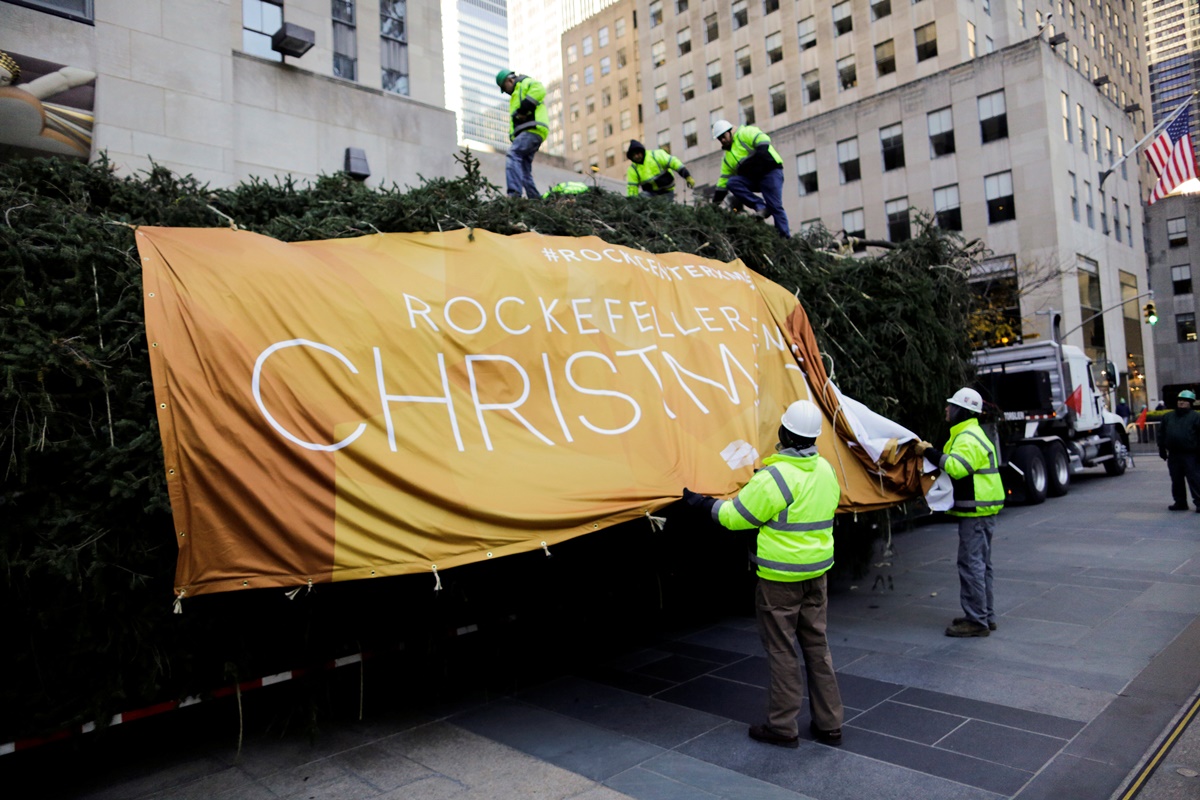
[755,575,844,737]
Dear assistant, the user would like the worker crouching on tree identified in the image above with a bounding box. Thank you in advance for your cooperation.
[683,400,844,748]
[1159,389,1200,511]
[915,388,1005,637]
[497,68,549,199]
[625,140,694,198]
[710,119,790,238]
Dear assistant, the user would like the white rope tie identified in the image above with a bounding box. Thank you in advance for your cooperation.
[646,511,667,531]
[541,541,552,557]
[172,589,185,615]
[432,565,442,592]
[284,579,313,600]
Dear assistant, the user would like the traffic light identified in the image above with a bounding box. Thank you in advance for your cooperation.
[1144,302,1158,325]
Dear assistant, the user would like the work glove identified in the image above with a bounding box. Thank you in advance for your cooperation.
[914,440,932,457]
[682,488,717,513]
[711,189,728,206]
[518,97,539,115]
[685,175,695,188]
[1160,449,1168,460]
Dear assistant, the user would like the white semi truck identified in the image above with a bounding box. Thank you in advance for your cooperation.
[972,340,1129,504]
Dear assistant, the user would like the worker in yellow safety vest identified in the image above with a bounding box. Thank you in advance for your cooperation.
[497,68,549,198]
[916,387,1005,637]
[710,119,789,238]
[683,400,844,749]
[625,140,694,198]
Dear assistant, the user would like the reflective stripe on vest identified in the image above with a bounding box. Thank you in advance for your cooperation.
[749,554,835,573]
[763,518,835,532]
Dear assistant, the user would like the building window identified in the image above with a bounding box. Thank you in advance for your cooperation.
[332,0,358,81]
[986,35,994,52]
[683,118,698,148]
[736,46,753,78]
[657,129,671,154]
[798,16,816,50]
[934,184,961,230]
[709,108,725,130]
[833,1,853,35]
[620,109,632,130]
[732,0,748,29]
[1076,104,1085,152]
[11,0,94,22]
[706,13,720,42]
[886,197,911,242]
[872,0,892,20]
[838,137,861,183]
[1168,217,1188,246]
[567,44,578,64]
[600,56,611,76]
[569,74,578,93]
[587,125,597,144]
[243,0,284,61]
[583,35,593,56]
[740,96,756,125]
[1103,126,1112,166]
[1173,265,1193,295]
[601,89,611,108]
[927,107,955,157]
[605,148,616,167]
[651,41,666,67]
[985,171,1016,223]
[978,90,1007,143]
[1069,171,1078,221]
[589,155,599,170]
[585,95,595,115]
[875,40,895,76]
[1085,180,1094,228]
[604,118,614,137]
[570,103,580,122]
[676,27,692,55]
[649,0,663,27]
[707,59,722,90]
[837,55,857,91]
[770,83,787,115]
[573,160,583,172]
[1017,0,1025,25]
[1062,92,1071,141]
[766,32,784,64]
[843,208,866,249]
[619,79,629,100]
[1117,136,1126,179]
[655,83,669,112]
[1125,205,1132,247]
[616,17,626,37]
[1178,313,1197,343]
[572,132,582,151]
[676,0,688,12]
[617,48,627,68]
[982,0,990,14]
[380,0,408,95]
[967,21,976,57]
[880,123,905,170]
[1100,189,1109,234]
[585,66,595,85]
[1113,197,1121,241]
[764,0,779,13]
[797,151,818,195]
[803,70,821,103]
[680,72,694,102]
[915,22,937,61]
[1090,115,1099,161]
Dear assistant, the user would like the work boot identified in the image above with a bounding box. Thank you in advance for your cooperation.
[748,724,799,749]
[751,205,770,220]
[945,620,990,637]
[954,616,998,631]
[1168,504,1188,511]
[809,721,843,747]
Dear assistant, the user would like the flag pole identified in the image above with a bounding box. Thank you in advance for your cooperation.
[1099,92,1196,191]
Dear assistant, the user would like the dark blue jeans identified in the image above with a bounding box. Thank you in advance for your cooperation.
[506,131,542,198]
[726,168,789,238]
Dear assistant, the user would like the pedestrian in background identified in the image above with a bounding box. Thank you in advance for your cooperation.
[1159,389,1200,511]
[496,69,548,199]
[625,140,694,199]
[916,388,1005,637]
[1115,397,1131,425]
[710,119,790,238]
[683,400,844,749]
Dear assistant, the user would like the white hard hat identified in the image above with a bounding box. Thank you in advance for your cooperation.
[947,387,983,414]
[781,400,823,437]
[711,119,734,140]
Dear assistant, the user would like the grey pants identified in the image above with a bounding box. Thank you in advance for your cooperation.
[956,515,996,627]
[755,575,844,737]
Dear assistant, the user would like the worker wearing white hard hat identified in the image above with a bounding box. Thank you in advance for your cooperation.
[915,387,1004,637]
[683,400,844,748]
[709,119,790,238]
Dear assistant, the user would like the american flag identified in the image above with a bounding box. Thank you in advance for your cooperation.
[1147,104,1198,204]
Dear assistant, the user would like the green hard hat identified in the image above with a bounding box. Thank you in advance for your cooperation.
[495,69,514,89]
[1179,390,1196,401]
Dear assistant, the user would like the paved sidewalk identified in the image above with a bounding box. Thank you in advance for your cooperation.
[9,450,1200,799]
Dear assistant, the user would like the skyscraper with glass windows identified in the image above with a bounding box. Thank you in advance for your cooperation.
[444,0,511,149]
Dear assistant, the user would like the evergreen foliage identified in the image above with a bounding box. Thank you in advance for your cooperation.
[0,152,979,741]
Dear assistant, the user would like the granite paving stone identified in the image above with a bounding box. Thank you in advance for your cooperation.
[673,627,762,657]
[833,673,906,711]
[846,700,966,745]
[1011,753,1130,800]
[653,675,766,726]
[634,654,725,683]
[579,666,678,697]
[934,719,1067,772]
[137,767,276,800]
[618,751,818,800]
[837,727,1032,795]
[604,767,723,800]
[327,742,435,792]
[890,687,1084,738]
[1128,582,1200,613]
[711,654,767,687]
[1004,584,1143,627]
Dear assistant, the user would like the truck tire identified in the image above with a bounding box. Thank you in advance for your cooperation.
[1012,445,1048,504]
[1043,443,1070,497]
[1103,426,1129,476]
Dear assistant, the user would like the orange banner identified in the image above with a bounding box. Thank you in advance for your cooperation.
[137,228,919,598]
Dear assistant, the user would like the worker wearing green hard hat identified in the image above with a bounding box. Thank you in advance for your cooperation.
[496,67,549,199]
[1160,388,1200,511]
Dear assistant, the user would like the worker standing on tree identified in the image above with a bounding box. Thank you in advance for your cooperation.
[625,140,694,199]
[710,119,789,238]
[915,388,1005,637]
[683,400,844,749]
[496,68,549,199]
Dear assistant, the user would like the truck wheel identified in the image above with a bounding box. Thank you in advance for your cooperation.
[1104,427,1129,476]
[1044,443,1070,497]
[1013,445,1048,504]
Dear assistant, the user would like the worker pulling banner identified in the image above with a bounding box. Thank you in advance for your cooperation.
[136,228,927,598]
